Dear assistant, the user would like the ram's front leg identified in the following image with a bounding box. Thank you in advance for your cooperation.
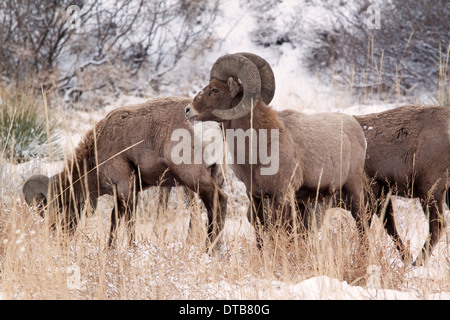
[107,169,138,247]
[247,195,265,248]
[170,164,227,253]
[199,185,227,252]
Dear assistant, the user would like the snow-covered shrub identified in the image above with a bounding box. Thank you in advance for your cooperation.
[0,0,219,104]
[249,0,295,48]
[0,0,78,86]
[299,0,449,98]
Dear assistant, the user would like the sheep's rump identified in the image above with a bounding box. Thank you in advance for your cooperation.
[354,105,450,193]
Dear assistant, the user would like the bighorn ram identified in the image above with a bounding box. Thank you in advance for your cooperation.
[355,106,450,265]
[185,53,367,241]
[23,97,227,247]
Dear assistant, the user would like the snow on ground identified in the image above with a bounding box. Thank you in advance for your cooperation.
[198,275,450,300]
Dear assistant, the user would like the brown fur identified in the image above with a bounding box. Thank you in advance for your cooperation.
[26,97,227,248]
[354,105,450,265]
[187,78,367,243]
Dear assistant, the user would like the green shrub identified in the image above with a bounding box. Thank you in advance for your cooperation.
[0,87,62,163]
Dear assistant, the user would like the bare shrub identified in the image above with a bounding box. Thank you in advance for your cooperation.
[0,0,82,85]
[300,0,449,99]
[0,0,219,104]
[249,0,295,48]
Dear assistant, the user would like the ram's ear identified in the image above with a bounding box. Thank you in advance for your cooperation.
[227,77,241,99]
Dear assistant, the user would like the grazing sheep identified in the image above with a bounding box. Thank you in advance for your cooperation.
[355,105,450,265]
[185,53,367,243]
[23,97,227,248]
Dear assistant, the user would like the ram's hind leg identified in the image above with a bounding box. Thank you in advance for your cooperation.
[108,197,136,247]
[343,177,367,236]
[375,184,410,263]
[414,191,446,266]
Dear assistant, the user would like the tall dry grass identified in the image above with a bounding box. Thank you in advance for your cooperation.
[0,159,448,299]
[0,72,449,300]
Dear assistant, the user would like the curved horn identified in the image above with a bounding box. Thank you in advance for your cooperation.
[236,52,275,105]
[23,174,50,206]
[210,54,261,120]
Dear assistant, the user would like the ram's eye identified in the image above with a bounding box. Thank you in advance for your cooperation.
[209,88,219,95]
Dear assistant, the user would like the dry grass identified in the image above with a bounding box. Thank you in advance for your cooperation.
[0,166,448,299]
[0,81,449,300]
